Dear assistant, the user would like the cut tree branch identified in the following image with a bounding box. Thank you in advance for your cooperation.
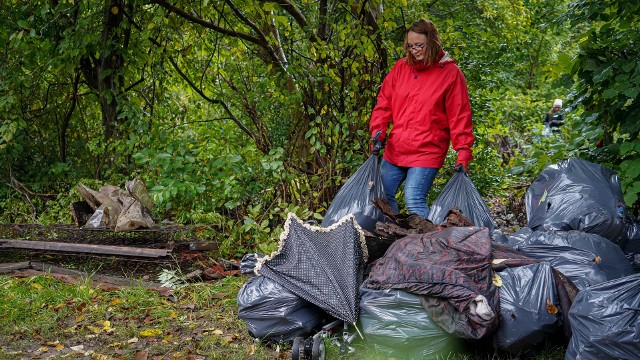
[167,56,256,142]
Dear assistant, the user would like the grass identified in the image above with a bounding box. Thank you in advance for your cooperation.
[0,274,275,359]
[0,273,567,359]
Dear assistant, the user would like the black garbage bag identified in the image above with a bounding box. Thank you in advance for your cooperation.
[626,253,640,273]
[623,220,640,255]
[506,228,634,290]
[240,253,265,276]
[565,273,640,360]
[525,158,634,246]
[321,155,386,232]
[237,275,325,342]
[495,262,562,353]
[359,283,462,358]
[428,169,496,230]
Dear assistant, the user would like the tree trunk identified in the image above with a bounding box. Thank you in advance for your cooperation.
[80,0,126,141]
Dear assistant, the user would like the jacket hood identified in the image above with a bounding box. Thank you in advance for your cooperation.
[439,51,454,64]
[408,51,456,72]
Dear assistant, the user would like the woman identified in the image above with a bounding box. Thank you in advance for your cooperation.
[369,18,474,218]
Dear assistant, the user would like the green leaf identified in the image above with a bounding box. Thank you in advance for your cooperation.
[621,159,640,178]
[622,61,636,72]
[623,87,639,99]
[583,59,597,71]
[619,142,635,155]
[623,181,640,206]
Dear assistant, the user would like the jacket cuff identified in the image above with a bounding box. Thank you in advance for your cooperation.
[456,148,473,163]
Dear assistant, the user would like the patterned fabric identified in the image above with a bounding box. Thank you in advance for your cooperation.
[366,226,499,339]
[255,213,366,323]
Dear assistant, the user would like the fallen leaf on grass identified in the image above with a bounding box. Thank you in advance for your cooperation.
[64,326,77,333]
[169,351,188,360]
[162,334,175,343]
[202,329,224,335]
[139,329,163,337]
[133,350,148,360]
[221,335,237,346]
[46,341,64,351]
[108,341,123,348]
[31,283,43,290]
[87,325,102,334]
[103,320,113,332]
[210,292,227,299]
[76,302,87,311]
[31,330,46,341]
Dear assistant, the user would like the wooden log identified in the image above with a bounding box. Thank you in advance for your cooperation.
[8,263,174,297]
[28,262,168,289]
[0,239,170,258]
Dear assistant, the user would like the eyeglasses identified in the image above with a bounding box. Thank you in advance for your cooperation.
[407,43,426,51]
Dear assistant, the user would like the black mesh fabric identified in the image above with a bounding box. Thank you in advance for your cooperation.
[255,213,367,324]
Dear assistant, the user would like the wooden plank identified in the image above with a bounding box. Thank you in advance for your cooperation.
[0,262,31,273]
[0,239,170,258]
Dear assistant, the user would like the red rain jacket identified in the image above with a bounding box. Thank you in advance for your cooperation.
[369,52,474,168]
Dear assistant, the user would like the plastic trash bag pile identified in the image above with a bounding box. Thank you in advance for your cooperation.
[236,157,640,359]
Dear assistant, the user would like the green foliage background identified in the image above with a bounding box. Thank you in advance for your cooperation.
[0,0,638,256]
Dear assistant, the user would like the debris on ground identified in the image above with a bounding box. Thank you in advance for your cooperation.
[236,157,640,360]
[75,179,155,231]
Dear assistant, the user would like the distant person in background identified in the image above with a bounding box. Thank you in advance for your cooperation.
[543,99,565,135]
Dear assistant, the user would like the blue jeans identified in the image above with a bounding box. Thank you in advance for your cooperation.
[380,159,439,218]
